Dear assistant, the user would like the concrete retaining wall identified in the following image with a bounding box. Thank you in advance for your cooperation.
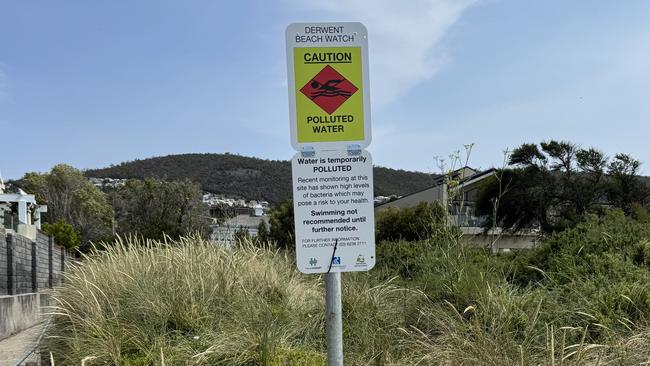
[0,293,47,341]
[460,227,540,252]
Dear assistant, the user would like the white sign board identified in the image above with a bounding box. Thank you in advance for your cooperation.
[286,22,371,151]
[291,149,375,273]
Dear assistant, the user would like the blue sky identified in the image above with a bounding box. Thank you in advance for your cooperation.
[1,0,649,179]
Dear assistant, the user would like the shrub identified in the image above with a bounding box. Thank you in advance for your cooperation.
[631,202,650,223]
[111,178,210,241]
[44,210,650,365]
[375,201,446,242]
[500,210,650,339]
[375,211,650,363]
[256,220,269,244]
[42,220,80,249]
[267,200,295,250]
[233,225,251,243]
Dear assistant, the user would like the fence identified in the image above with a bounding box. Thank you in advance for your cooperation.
[0,230,72,296]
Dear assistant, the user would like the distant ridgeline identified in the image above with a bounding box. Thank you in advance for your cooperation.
[85,153,435,205]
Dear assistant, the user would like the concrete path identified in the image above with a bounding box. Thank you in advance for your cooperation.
[0,323,43,365]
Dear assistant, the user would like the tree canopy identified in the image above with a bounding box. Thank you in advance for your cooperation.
[20,164,112,248]
[110,178,211,240]
[477,141,649,233]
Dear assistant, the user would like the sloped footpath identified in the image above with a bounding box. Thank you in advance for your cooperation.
[0,323,43,365]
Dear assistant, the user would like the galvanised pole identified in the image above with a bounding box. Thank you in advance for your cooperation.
[325,271,344,366]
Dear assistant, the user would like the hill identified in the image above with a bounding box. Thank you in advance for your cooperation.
[85,153,435,205]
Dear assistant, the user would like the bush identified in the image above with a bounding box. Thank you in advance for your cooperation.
[256,220,269,244]
[45,211,650,365]
[233,225,251,243]
[21,164,113,248]
[42,220,80,249]
[267,200,295,250]
[375,201,446,242]
[374,211,650,363]
[496,210,650,341]
[631,202,650,223]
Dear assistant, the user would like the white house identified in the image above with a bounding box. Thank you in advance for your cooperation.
[0,175,48,240]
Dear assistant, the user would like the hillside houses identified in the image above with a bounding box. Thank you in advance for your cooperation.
[88,177,126,189]
[202,193,269,210]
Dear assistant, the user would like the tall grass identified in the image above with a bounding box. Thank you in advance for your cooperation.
[47,236,325,365]
[45,236,422,365]
[46,211,650,365]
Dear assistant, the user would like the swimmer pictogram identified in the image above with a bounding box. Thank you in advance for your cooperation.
[300,65,358,114]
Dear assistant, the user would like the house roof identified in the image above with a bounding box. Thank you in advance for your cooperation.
[374,167,496,209]
[432,166,477,185]
[456,168,496,187]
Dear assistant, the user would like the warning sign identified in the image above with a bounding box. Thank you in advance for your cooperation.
[286,23,371,151]
[291,149,375,273]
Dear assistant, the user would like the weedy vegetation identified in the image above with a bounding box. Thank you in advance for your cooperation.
[45,211,650,365]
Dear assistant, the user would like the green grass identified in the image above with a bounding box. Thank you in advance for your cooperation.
[45,211,650,365]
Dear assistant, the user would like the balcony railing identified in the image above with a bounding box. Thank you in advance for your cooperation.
[450,213,488,227]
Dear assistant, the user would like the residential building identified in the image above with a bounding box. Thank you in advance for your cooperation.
[0,181,48,240]
[374,167,539,251]
[211,213,269,247]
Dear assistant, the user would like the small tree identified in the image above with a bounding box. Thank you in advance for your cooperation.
[256,220,269,244]
[375,202,446,242]
[233,225,251,244]
[111,178,210,240]
[268,200,294,250]
[608,154,649,214]
[42,220,80,249]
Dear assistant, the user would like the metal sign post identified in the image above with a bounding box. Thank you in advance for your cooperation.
[325,271,344,366]
[286,22,373,366]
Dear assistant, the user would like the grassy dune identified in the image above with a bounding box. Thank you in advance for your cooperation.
[46,212,650,365]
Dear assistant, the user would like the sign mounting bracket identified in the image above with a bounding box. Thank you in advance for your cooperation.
[301,146,316,158]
